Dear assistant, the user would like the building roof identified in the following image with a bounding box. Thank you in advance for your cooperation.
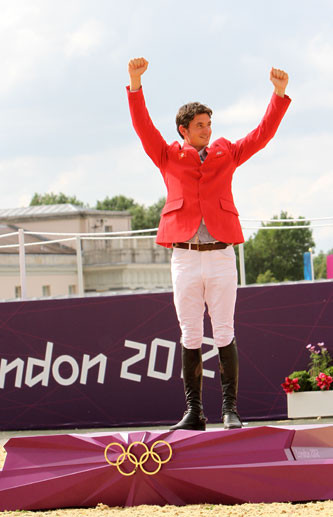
[0,223,75,255]
[0,204,130,219]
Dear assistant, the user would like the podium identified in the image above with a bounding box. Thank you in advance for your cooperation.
[1,425,333,510]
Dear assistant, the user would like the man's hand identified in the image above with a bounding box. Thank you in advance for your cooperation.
[128,57,149,91]
[270,67,288,97]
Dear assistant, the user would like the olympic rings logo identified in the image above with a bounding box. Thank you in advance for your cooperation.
[104,440,172,476]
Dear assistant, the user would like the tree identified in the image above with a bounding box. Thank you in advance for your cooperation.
[256,269,277,284]
[30,192,85,206]
[313,248,333,279]
[95,195,166,231]
[130,204,147,230]
[144,197,166,229]
[243,211,315,284]
[95,195,136,211]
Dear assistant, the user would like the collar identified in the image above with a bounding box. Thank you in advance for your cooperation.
[181,142,210,153]
[198,147,208,160]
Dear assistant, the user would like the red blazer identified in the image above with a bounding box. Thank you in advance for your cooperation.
[127,86,291,248]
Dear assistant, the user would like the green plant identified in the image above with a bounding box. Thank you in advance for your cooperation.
[307,343,332,376]
[281,342,332,393]
[326,366,333,377]
[289,370,312,391]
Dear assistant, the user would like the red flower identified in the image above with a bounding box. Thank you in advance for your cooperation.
[316,373,333,391]
[281,377,300,394]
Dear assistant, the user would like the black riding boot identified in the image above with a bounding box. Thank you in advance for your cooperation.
[170,347,207,431]
[218,338,242,429]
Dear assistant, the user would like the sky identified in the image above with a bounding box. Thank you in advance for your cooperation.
[0,0,332,253]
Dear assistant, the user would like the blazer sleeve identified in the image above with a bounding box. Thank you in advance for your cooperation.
[126,86,168,171]
[230,93,291,167]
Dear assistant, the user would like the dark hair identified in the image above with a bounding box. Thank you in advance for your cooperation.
[176,102,213,139]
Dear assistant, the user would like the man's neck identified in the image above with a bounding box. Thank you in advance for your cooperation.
[184,142,207,152]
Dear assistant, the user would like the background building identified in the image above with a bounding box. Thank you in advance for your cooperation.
[0,205,172,300]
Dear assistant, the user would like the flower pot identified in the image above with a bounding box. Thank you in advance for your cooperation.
[287,390,333,418]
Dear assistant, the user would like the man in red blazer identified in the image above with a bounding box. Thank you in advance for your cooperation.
[127,58,291,430]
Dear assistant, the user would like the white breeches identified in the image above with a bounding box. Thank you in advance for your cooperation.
[171,246,238,349]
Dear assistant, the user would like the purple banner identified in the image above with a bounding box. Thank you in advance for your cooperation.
[0,281,332,430]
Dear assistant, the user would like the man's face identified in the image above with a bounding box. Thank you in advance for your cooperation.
[180,113,212,151]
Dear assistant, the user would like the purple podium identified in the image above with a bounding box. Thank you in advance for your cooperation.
[0,425,333,510]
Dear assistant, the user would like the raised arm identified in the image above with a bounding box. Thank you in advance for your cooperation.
[127,57,168,171]
[231,67,291,166]
[270,67,289,97]
[128,57,149,91]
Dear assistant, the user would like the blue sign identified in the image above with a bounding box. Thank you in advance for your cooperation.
[303,251,312,280]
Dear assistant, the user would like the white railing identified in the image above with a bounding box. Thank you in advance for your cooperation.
[0,217,332,298]
[0,227,160,299]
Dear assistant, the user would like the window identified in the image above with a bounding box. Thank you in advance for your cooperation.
[15,286,21,298]
[42,285,51,297]
[105,225,113,248]
[68,285,76,295]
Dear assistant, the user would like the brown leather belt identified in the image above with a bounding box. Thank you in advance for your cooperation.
[173,241,230,251]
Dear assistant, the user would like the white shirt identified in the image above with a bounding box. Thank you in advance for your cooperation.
[187,147,216,244]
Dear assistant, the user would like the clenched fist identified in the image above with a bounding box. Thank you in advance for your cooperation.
[270,67,289,97]
[128,57,149,91]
